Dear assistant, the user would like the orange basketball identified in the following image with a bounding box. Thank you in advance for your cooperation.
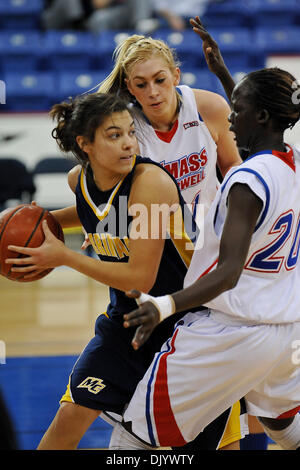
[0,204,64,282]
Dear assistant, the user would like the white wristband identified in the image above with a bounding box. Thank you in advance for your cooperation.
[136,293,175,323]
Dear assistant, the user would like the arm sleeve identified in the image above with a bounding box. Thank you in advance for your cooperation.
[214,167,270,238]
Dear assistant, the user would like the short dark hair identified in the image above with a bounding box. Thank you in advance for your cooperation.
[243,67,300,132]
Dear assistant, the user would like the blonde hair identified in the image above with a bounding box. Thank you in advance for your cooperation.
[98,34,181,101]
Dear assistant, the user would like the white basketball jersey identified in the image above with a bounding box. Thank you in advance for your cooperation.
[132,85,218,215]
[184,145,300,324]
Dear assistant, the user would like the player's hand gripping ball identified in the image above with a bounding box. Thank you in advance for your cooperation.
[0,204,64,282]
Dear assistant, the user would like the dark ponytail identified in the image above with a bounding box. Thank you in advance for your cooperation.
[50,100,76,152]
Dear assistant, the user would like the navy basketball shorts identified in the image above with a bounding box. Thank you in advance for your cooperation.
[60,312,248,449]
[60,311,184,414]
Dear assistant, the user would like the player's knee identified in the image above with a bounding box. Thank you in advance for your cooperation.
[53,403,78,435]
[52,402,90,442]
[259,416,294,431]
[56,401,77,422]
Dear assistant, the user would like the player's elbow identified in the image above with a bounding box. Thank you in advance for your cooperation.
[226,274,239,290]
[133,278,156,294]
[128,271,157,294]
[224,265,242,290]
[218,260,243,291]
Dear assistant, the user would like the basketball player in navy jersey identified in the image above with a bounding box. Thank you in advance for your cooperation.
[5,92,244,450]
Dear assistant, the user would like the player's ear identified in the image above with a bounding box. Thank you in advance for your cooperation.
[173,67,181,86]
[76,136,89,152]
[257,108,270,125]
[125,78,134,96]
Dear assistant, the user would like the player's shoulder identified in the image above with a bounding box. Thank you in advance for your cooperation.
[225,154,275,192]
[134,161,174,186]
[192,88,230,118]
[134,158,166,176]
[131,161,178,204]
[68,164,82,192]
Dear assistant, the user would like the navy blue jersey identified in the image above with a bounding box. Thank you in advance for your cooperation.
[75,155,197,322]
[62,156,199,416]
[61,155,239,449]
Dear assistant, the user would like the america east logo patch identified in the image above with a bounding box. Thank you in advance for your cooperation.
[183,121,199,130]
[77,377,106,394]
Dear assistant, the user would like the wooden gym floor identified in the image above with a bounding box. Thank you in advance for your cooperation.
[0,232,114,449]
[0,233,279,450]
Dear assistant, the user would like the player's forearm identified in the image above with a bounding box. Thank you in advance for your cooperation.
[215,67,235,104]
[51,206,81,229]
[63,248,156,293]
[171,262,240,313]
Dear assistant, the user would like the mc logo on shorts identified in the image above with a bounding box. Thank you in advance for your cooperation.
[77,377,106,394]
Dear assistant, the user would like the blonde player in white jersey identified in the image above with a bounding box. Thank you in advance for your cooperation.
[97,28,241,218]
[120,66,300,450]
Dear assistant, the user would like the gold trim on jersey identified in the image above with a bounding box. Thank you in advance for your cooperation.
[168,206,195,268]
[218,401,247,449]
[60,378,74,404]
[80,156,136,221]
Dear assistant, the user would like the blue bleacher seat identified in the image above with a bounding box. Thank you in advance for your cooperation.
[180,69,218,93]
[0,157,36,211]
[202,1,248,29]
[94,31,133,70]
[296,3,300,26]
[0,0,43,31]
[32,157,77,210]
[213,66,262,100]
[56,71,108,102]
[254,27,300,62]
[247,0,298,28]
[153,30,204,69]
[43,31,97,72]
[4,72,56,112]
[230,68,254,83]
[33,156,76,175]
[0,31,43,73]
[205,29,254,70]
[153,28,256,71]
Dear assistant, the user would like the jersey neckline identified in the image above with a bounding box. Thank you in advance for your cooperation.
[154,119,179,143]
[246,144,295,172]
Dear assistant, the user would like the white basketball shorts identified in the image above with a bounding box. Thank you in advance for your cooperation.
[123,309,300,447]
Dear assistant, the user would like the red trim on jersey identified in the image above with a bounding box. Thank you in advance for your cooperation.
[198,258,219,279]
[154,119,178,143]
[153,329,186,446]
[272,144,295,172]
[277,405,300,419]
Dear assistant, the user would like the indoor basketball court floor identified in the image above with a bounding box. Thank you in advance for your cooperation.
[0,233,278,450]
[0,231,113,449]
